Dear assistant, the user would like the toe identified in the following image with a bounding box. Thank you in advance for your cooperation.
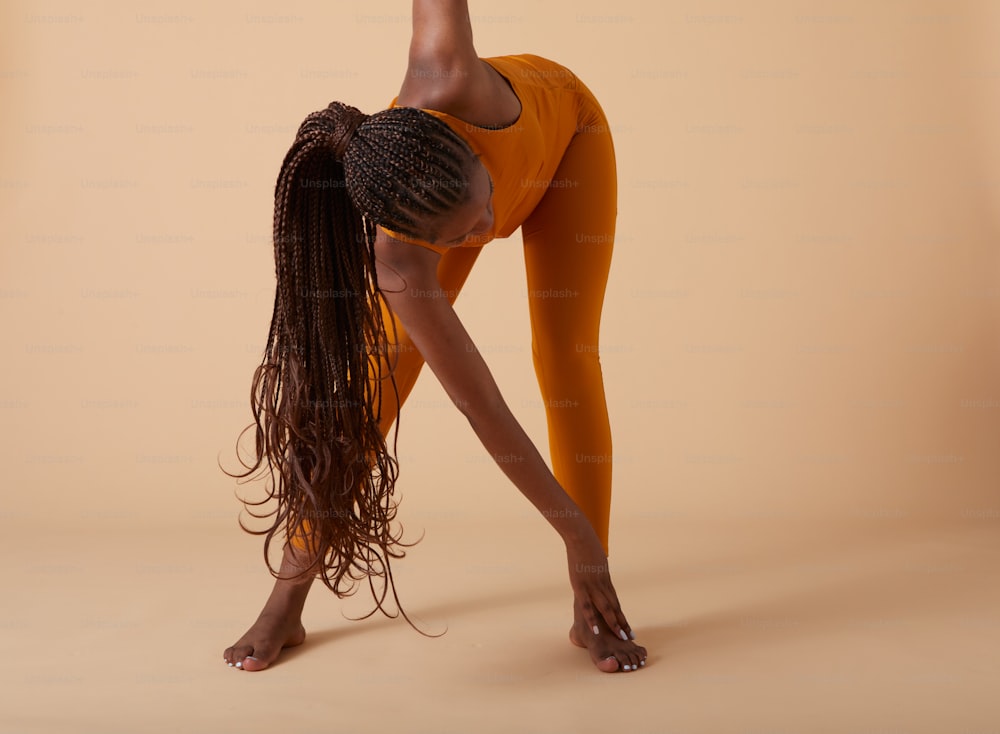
[240,655,268,672]
[226,643,255,668]
[636,646,648,669]
[596,655,620,673]
[239,640,281,671]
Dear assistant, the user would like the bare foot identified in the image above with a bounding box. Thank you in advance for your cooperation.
[223,610,306,671]
[223,543,317,672]
[569,599,648,673]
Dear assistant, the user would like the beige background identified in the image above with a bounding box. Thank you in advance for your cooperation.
[2,0,999,732]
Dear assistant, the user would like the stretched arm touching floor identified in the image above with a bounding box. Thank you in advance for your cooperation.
[374,232,634,641]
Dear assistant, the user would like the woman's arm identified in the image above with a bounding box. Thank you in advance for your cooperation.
[398,1,518,128]
[408,0,478,69]
[374,232,634,641]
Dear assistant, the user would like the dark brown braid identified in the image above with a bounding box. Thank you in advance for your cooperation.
[225,101,477,626]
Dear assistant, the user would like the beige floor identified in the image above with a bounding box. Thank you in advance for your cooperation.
[3,505,998,733]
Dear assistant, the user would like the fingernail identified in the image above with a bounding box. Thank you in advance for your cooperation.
[592,625,600,635]
[618,629,628,641]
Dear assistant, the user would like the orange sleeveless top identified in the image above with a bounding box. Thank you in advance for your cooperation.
[377,54,583,254]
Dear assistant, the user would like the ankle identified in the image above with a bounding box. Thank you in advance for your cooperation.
[261,581,310,617]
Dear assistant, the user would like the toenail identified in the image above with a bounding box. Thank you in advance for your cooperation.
[618,629,628,641]
[235,661,242,668]
[629,630,635,640]
[640,660,645,667]
[247,656,260,661]
[228,663,233,667]
[592,625,599,635]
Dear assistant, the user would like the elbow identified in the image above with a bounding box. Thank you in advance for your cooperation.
[454,391,507,430]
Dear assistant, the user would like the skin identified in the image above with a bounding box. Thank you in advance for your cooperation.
[223,0,647,674]
[426,157,493,246]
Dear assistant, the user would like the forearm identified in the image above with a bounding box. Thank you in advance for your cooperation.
[464,396,634,645]
[464,401,601,552]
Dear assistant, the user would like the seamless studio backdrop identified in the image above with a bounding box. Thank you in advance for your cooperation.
[1,1,998,732]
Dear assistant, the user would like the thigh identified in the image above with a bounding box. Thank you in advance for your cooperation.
[521,120,617,346]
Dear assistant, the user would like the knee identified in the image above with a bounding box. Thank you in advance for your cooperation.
[531,336,603,381]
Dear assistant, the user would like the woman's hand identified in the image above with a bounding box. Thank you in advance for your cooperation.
[565,533,634,642]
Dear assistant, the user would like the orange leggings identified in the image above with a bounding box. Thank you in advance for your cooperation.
[292,89,618,555]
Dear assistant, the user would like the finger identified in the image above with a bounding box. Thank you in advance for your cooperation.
[605,585,636,640]
[594,587,632,641]
[578,596,603,637]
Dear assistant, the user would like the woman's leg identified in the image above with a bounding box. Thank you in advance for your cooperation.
[226,245,484,671]
[520,98,617,557]
[521,94,645,672]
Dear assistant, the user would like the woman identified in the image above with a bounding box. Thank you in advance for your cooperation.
[223,0,647,674]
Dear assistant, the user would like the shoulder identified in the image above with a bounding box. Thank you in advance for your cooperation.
[397,54,493,109]
[397,58,519,129]
[374,226,441,289]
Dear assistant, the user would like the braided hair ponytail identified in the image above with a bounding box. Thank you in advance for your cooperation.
[226,101,477,624]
